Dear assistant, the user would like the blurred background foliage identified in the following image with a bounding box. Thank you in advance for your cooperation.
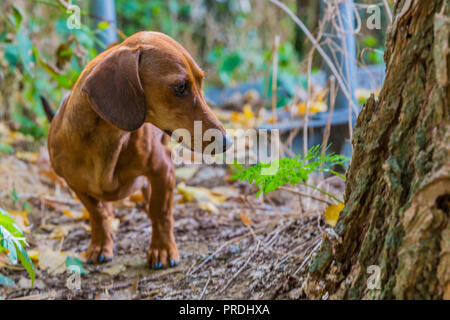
[0,0,388,144]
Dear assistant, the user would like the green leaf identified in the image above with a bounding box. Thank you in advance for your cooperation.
[220,51,242,73]
[11,188,19,205]
[2,236,18,263]
[363,36,378,48]
[0,208,24,240]
[15,242,35,285]
[0,144,14,154]
[4,44,19,70]
[0,273,14,288]
[0,208,35,285]
[17,31,33,74]
[11,4,23,31]
[232,145,349,198]
[66,256,88,275]
[97,21,110,30]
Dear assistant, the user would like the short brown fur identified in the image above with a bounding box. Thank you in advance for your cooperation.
[47,32,226,268]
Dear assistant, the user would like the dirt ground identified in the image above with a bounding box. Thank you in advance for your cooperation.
[0,137,344,300]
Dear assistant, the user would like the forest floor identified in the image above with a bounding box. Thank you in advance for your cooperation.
[0,125,345,300]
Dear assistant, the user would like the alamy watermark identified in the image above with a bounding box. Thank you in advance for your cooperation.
[366,5,382,30]
[366,265,381,290]
[169,121,280,175]
[66,265,81,291]
[66,4,81,30]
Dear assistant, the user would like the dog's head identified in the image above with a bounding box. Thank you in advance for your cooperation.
[81,31,231,153]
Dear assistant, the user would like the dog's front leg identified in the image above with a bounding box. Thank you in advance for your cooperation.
[75,191,115,264]
[146,161,178,269]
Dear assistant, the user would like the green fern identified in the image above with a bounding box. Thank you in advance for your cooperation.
[232,145,348,202]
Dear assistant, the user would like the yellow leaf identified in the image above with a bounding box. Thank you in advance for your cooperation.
[315,89,327,102]
[129,192,144,203]
[267,116,276,123]
[211,186,239,199]
[49,225,73,239]
[27,249,39,262]
[242,104,254,120]
[177,183,209,203]
[323,203,344,227]
[7,209,30,233]
[38,247,68,275]
[198,201,219,213]
[177,183,227,204]
[15,151,39,163]
[82,224,91,232]
[62,209,90,221]
[175,166,199,180]
[297,101,327,115]
[231,112,243,123]
[240,212,251,226]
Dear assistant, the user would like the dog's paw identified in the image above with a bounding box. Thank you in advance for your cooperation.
[86,241,115,264]
[147,242,179,269]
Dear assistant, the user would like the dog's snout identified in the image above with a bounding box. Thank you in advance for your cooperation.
[223,135,233,152]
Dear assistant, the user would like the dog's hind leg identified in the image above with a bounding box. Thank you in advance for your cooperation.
[146,158,178,269]
[74,191,115,264]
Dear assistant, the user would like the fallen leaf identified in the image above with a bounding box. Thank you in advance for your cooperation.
[297,101,327,115]
[38,170,66,186]
[101,264,126,276]
[323,203,345,227]
[7,209,30,233]
[0,274,14,288]
[177,182,226,204]
[66,256,88,274]
[198,202,219,213]
[62,209,90,221]
[27,249,39,262]
[230,104,256,128]
[129,192,144,203]
[242,104,255,119]
[211,186,239,198]
[49,224,74,239]
[38,247,68,275]
[15,151,39,163]
[175,166,199,180]
[240,212,251,226]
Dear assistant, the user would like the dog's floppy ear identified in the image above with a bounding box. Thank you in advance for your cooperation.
[81,47,146,131]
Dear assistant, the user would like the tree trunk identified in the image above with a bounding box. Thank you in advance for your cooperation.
[306,0,450,299]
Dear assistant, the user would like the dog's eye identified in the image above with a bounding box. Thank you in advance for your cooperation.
[173,82,187,96]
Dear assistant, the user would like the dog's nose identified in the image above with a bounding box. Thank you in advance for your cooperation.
[223,135,233,152]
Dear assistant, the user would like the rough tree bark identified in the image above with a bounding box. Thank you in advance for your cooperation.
[306,0,450,299]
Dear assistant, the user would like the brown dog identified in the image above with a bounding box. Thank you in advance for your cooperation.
[44,32,230,268]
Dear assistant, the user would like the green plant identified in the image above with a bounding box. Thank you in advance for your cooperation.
[0,2,99,140]
[362,36,384,65]
[0,207,35,287]
[232,145,348,203]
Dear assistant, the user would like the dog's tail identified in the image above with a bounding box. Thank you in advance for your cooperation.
[40,96,55,122]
